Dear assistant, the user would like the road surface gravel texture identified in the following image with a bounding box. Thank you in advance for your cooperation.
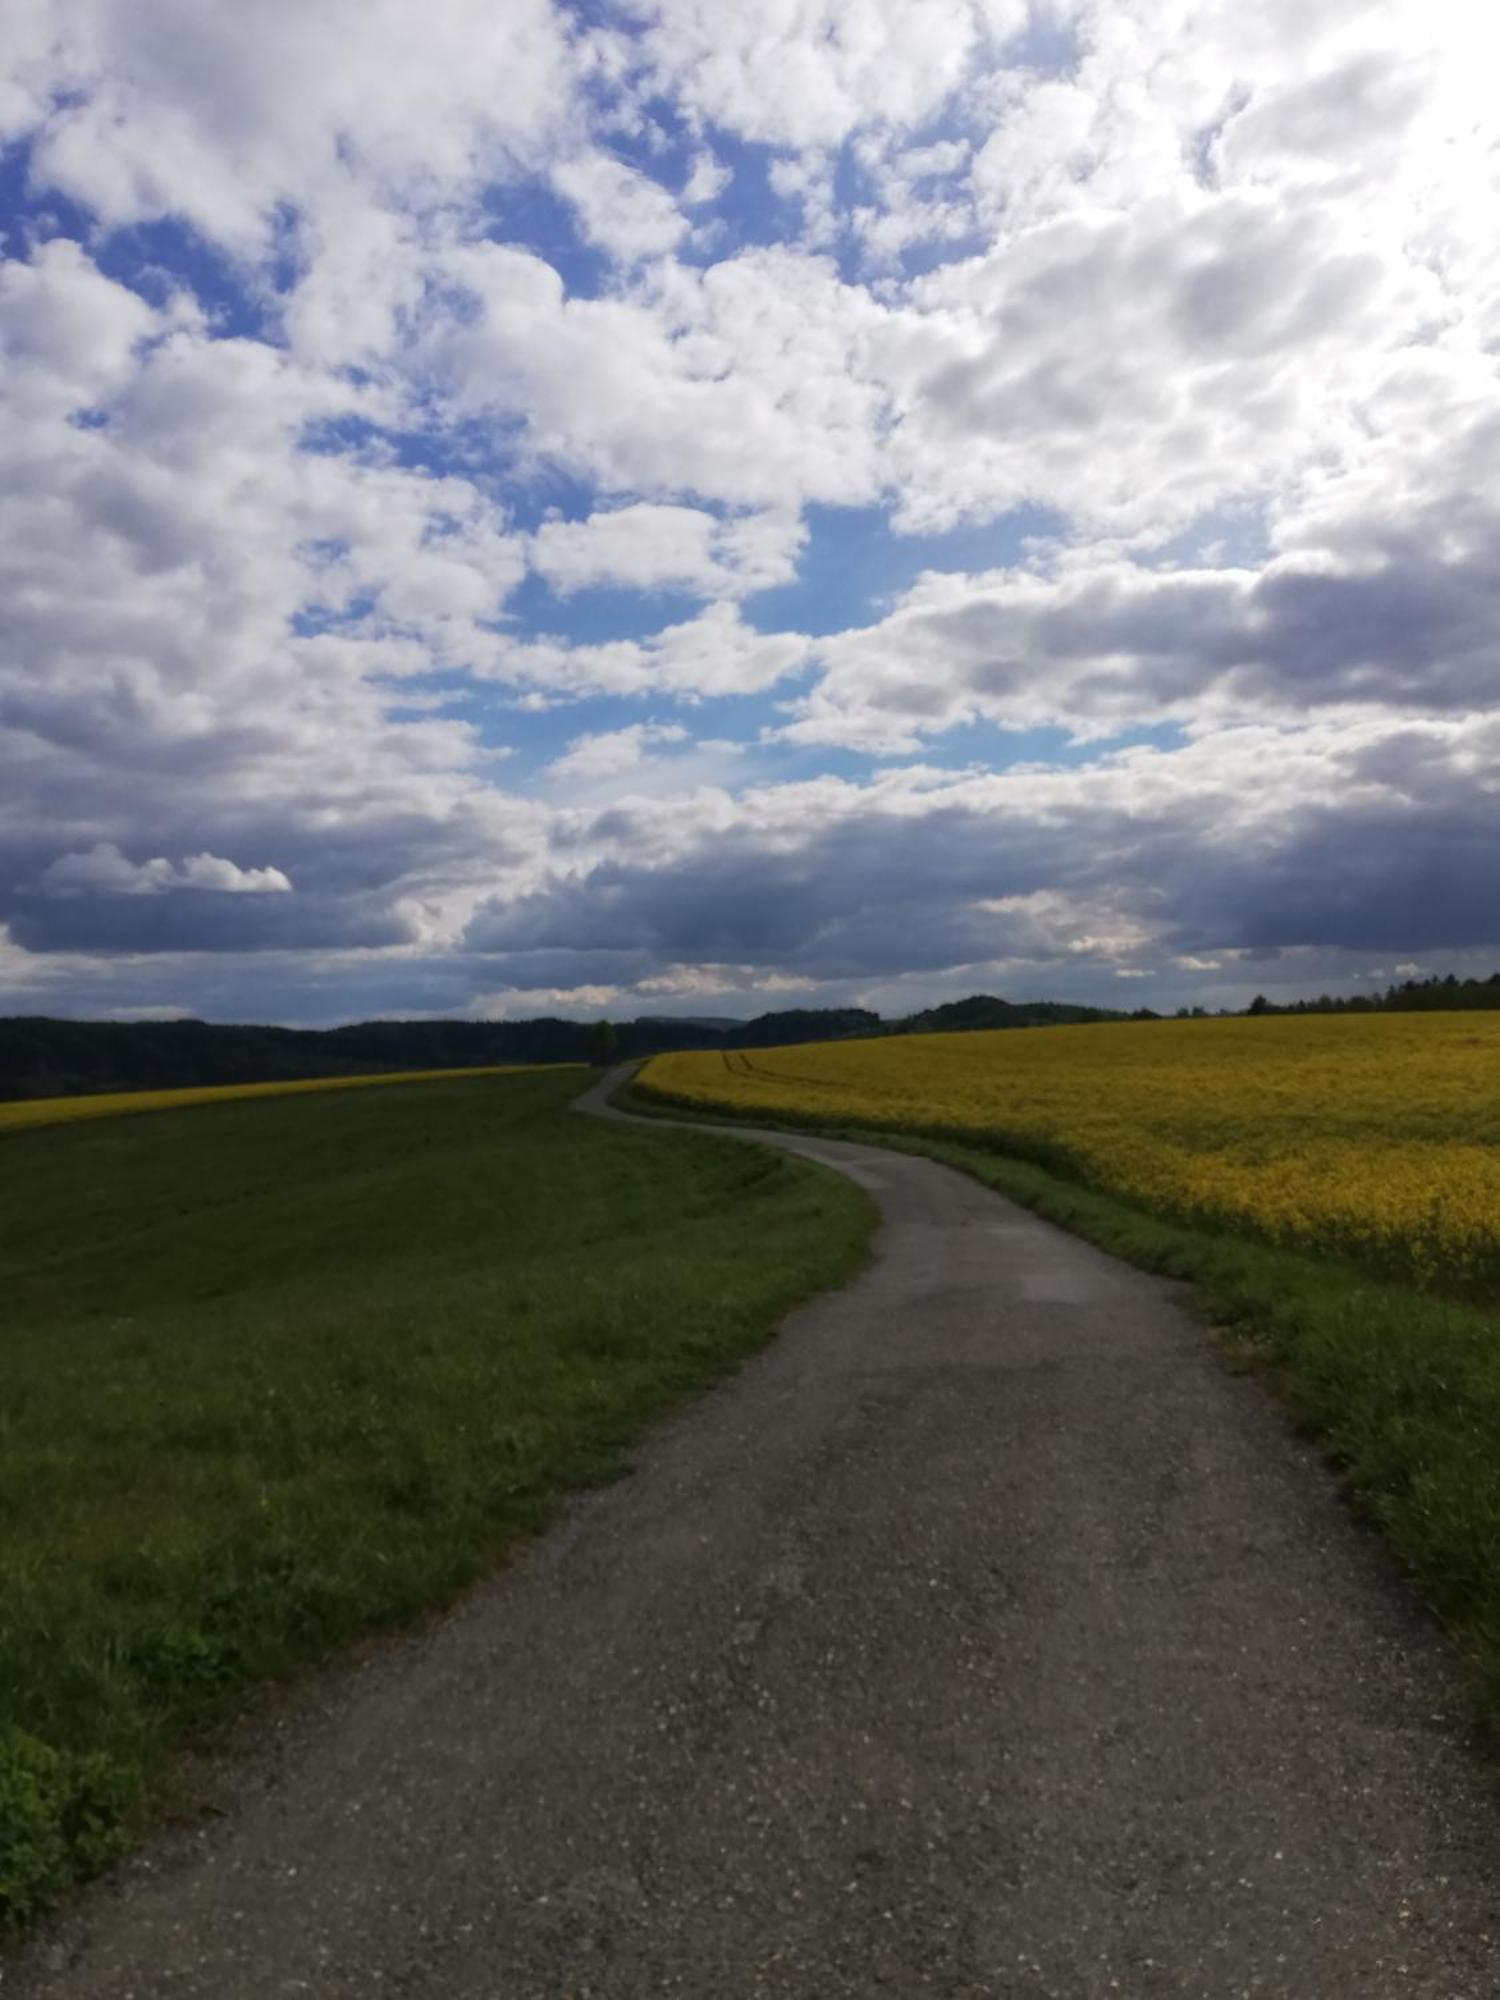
[10,1067,1500,1998]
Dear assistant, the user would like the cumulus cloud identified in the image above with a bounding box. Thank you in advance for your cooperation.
[681,149,731,208]
[2,0,1498,1021]
[550,151,689,261]
[625,0,1028,150]
[530,504,804,599]
[486,602,811,699]
[545,722,688,783]
[8,0,575,257]
[0,223,542,977]
[782,513,1500,752]
[39,844,291,896]
[0,238,157,408]
[469,983,622,1019]
[423,240,888,512]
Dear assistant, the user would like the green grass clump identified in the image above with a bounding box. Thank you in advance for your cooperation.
[625,1076,1500,1725]
[0,1069,872,1921]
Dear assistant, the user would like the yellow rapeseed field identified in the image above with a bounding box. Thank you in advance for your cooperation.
[643,1015,1500,1291]
[0,1064,552,1135]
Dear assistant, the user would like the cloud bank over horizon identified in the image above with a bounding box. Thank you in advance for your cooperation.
[2,0,1497,1025]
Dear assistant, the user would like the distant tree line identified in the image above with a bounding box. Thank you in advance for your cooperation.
[0,995,1138,1102]
[1245,974,1500,1017]
[0,1007,881,1101]
[4,976,1493,1100]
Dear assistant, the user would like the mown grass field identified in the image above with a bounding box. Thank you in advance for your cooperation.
[636,1016,1500,1722]
[0,1068,872,1923]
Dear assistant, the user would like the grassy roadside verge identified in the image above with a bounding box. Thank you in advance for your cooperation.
[0,1069,873,1924]
[624,1072,1500,1723]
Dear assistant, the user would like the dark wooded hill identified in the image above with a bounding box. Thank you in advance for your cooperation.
[902,994,1131,1032]
[0,1008,874,1100]
[0,997,1108,1101]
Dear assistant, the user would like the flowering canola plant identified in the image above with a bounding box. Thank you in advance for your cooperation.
[0,1064,552,1135]
[643,1016,1500,1293]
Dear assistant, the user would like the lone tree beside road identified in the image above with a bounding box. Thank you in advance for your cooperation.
[587,1019,619,1066]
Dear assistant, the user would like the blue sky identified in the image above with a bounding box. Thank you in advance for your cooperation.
[2,1,1497,1024]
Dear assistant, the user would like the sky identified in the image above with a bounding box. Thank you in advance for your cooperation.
[2,0,1497,1027]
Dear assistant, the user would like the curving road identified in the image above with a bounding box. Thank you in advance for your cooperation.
[11,1068,1500,1996]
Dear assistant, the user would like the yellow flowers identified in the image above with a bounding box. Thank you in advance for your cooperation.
[644,1015,1500,1293]
[0,1065,550,1135]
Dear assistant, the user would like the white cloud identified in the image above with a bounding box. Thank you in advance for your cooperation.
[530,503,803,599]
[0,238,158,411]
[0,347,544,970]
[546,722,688,783]
[489,602,810,699]
[425,240,887,512]
[551,151,688,261]
[628,0,1027,149]
[0,239,531,880]
[636,964,818,997]
[874,190,1438,537]
[780,444,1500,749]
[469,983,621,1019]
[40,843,292,896]
[15,0,575,255]
[681,149,731,207]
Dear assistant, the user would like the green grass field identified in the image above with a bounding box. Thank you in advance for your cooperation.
[0,1068,873,1922]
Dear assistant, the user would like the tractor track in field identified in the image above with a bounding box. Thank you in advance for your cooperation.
[10,1065,1500,1997]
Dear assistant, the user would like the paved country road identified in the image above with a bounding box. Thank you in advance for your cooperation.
[10,1071,1500,1997]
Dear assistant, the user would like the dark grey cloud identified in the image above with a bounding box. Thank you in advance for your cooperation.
[7,889,414,955]
[797,507,1500,754]
[1164,809,1500,957]
[463,724,1500,990]
[464,806,1054,978]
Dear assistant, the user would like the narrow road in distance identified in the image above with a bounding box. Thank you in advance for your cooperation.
[12,1066,1500,1997]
